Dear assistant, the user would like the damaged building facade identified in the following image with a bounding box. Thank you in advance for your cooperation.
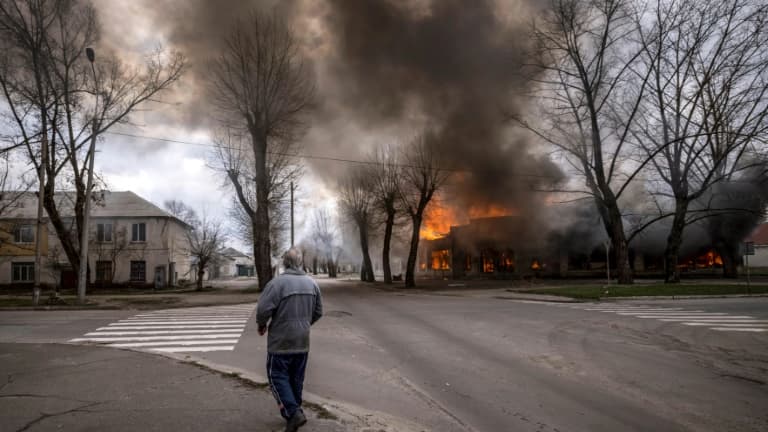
[418,215,762,279]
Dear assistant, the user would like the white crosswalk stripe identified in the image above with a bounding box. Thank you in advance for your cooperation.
[69,303,256,353]
[556,303,766,333]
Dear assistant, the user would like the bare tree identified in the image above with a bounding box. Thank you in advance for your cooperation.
[164,199,200,226]
[312,208,340,278]
[369,145,403,284]
[91,224,129,285]
[399,133,449,288]
[339,167,377,282]
[227,191,292,262]
[517,0,657,284]
[630,0,768,282]
[0,0,185,298]
[0,154,32,249]
[207,9,314,290]
[185,215,226,291]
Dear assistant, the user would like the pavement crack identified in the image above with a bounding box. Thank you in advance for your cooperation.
[7,354,129,382]
[718,373,766,386]
[0,373,12,392]
[15,401,104,432]
[0,393,97,404]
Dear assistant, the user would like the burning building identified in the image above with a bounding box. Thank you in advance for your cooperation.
[418,209,760,280]
[419,215,567,278]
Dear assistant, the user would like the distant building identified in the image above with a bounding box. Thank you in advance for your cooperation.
[745,223,768,268]
[219,247,255,277]
[189,247,254,282]
[0,191,192,289]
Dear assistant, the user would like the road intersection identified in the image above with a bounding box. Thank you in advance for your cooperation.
[2,281,767,431]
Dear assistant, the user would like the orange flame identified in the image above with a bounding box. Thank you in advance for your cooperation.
[531,259,541,270]
[420,204,517,240]
[468,204,517,219]
[420,206,458,240]
[431,250,450,270]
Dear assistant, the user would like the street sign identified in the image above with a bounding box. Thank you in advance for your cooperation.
[745,242,755,256]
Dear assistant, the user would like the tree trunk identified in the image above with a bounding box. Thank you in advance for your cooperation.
[312,256,318,275]
[663,201,688,283]
[251,130,272,291]
[405,214,422,288]
[326,254,337,278]
[382,208,395,284]
[43,182,81,281]
[715,240,739,279]
[357,221,375,282]
[196,266,205,291]
[606,203,633,284]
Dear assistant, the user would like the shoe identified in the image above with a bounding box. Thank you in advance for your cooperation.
[284,409,307,432]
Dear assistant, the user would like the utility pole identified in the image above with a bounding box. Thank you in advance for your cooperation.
[33,134,47,305]
[605,240,611,284]
[77,47,97,303]
[290,181,294,247]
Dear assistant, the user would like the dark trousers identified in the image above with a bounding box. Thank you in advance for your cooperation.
[266,352,308,419]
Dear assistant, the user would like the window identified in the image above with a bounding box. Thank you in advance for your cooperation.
[131,223,146,242]
[96,261,112,282]
[12,262,34,282]
[130,261,146,282]
[97,223,113,242]
[14,225,34,243]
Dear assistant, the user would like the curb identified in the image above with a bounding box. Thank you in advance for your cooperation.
[135,349,428,432]
[0,299,259,312]
[600,293,768,301]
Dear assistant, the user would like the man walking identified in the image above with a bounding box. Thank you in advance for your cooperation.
[256,248,323,432]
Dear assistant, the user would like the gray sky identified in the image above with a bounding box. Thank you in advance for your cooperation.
[61,0,562,253]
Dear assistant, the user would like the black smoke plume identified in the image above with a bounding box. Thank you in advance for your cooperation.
[323,0,563,218]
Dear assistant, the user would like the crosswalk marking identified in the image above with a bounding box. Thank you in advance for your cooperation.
[86,329,244,336]
[97,325,245,330]
[660,319,768,323]
[108,340,239,348]
[69,303,256,353]
[108,320,247,325]
[633,315,753,319]
[556,303,766,333]
[70,333,243,342]
[683,321,768,328]
[152,346,236,352]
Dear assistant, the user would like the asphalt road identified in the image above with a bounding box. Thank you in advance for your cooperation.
[302,282,768,432]
[2,281,767,431]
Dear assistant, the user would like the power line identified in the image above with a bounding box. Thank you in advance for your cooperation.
[104,131,561,179]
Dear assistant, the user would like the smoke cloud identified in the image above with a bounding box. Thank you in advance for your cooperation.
[321,0,563,218]
[132,0,562,222]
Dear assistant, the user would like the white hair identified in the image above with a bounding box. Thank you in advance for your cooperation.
[282,248,303,270]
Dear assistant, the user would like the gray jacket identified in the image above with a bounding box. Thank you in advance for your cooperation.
[256,268,322,354]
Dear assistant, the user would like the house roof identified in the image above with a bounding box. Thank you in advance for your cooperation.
[746,223,768,245]
[0,191,186,225]
[220,247,250,258]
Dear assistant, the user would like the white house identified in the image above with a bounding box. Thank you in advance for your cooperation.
[191,247,254,282]
[745,222,768,268]
[0,191,191,289]
[219,247,255,278]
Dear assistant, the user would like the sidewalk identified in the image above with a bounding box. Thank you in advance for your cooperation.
[0,343,347,432]
[0,291,260,311]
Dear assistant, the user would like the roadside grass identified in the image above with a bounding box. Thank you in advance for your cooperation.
[0,295,100,308]
[0,297,35,307]
[104,297,183,307]
[242,284,262,293]
[519,283,768,300]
